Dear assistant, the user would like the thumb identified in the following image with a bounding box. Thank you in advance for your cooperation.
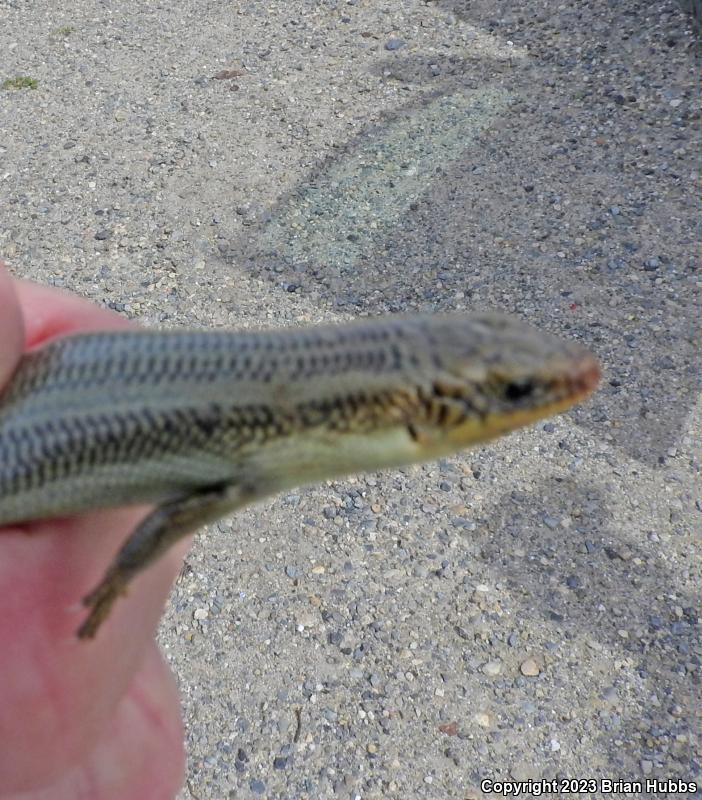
[0,262,25,387]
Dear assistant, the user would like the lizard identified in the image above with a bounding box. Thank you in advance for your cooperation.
[0,311,600,638]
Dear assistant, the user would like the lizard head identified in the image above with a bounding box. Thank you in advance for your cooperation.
[400,312,601,450]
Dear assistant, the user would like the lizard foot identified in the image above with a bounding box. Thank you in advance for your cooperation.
[77,568,128,639]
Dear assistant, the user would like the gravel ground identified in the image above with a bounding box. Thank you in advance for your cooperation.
[1,1,700,798]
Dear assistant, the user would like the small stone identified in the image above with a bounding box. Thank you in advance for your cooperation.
[193,608,208,620]
[296,610,317,629]
[285,565,301,579]
[520,658,540,677]
[602,687,618,703]
[474,712,491,728]
[641,759,653,775]
[438,721,458,736]
[250,779,266,795]
[385,38,406,50]
[212,68,246,80]
[482,660,502,676]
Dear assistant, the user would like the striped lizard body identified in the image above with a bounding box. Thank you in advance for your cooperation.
[0,312,600,637]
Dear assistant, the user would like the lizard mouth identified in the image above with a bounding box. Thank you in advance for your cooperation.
[423,349,601,452]
[561,351,602,403]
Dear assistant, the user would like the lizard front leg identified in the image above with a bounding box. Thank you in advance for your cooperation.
[78,482,253,639]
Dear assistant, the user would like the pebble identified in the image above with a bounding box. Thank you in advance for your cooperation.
[384,38,405,50]
[520,659,541,677]
[482,660,502,676]
[438,721,459,736]
[602,687,618,703]
[296,610,318,629]
[285,565,302,579]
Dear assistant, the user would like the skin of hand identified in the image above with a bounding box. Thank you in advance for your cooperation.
[0,264,186,800]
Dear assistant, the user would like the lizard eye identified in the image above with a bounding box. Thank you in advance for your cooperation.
[504,379,535,402]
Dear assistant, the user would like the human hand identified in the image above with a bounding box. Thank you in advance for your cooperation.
[0,264,186,799]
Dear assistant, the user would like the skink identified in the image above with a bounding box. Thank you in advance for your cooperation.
[0,312,600,638]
